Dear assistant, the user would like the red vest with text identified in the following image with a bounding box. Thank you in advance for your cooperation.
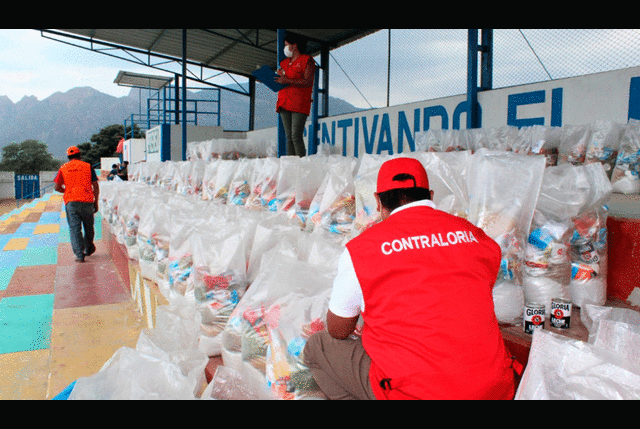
[276,54,314,116]
[346,205,515,400]
[56,159,95,205]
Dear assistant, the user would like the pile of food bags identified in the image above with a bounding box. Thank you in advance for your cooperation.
[95,118,637,399]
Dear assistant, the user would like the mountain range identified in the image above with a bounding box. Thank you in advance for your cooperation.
[0,82,362,162]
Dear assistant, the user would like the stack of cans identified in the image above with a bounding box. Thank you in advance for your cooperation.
[524,298,572,334]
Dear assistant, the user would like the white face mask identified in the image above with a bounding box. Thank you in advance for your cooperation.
[284,45,293,58]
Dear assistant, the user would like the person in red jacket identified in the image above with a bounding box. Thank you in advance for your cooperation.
[54,146,100,263]
[303,157,517,400]
[275,33,316,157]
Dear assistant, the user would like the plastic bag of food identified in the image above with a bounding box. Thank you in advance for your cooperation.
[202,159,220,201]
[441,128,472,152]
[186,160,206,197]
[226,158,254,206]
[245,157,280,211]
[414,129,443,152]
[522,210,572,314]
[585,120,624,179]
[166,202,209,295]
[307,156,358,238]
[286,155,327,229]
[269,156,299,213]
[485,125,518,151]
[535,162,613,222]
[212,160,239,204]
[569,205,609,308]
[190,219,251,356]
[221,250,334,399]
[201,365,265,400]
[418,151,470,219]
[351,154,390,237]
[611,118,640,194]
[247,223,302,283]
[466,149,547,323]
[558,124,590,165]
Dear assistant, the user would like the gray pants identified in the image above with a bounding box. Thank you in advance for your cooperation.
[279,109,308,157]
[65,201,95,259]
[303,330,377,400]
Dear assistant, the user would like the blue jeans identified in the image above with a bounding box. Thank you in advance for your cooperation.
[65,201,95,258]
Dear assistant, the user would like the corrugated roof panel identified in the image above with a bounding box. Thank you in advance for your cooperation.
[50,29,381,78]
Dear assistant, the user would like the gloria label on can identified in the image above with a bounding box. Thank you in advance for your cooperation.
[550,298,572,329]
[524,303,545,334]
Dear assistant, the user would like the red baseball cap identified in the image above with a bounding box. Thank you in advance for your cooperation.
[376,157,430,193]
[67,146,80,156]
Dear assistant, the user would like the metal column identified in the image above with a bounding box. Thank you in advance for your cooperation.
[182,29,187,161]
[277,29,286,157]
[467,29,480,129]
[467,29,493,130]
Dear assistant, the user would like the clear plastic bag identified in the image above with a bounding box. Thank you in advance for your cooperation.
[515,305,640,400]
[569,205,609,307]
[212,160,239,204]
[466,149,547,323]
[585,120,624,179]
[69,304,208,400]
[202,159,220,201]
[611,118,640,194]
[351,153,390,237]
[221,250,335,399]
[226,158,254,206]
[286,155,327,229]
[270,156,299,213]
[307,156,358,237]
[245,157,280,211]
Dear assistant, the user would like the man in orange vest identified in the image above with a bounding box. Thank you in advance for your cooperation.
[303,157,517,400]
[54,146,100,263]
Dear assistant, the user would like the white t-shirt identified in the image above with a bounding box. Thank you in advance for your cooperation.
[328,199,437,318]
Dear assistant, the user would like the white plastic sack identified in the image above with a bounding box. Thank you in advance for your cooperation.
[585,120,624,179]
[515,323,640,399]
[611,118,640,194]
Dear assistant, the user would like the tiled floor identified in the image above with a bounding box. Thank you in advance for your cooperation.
[0,193,146,400]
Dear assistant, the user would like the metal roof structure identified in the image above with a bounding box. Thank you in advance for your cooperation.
[41,29,379,81]
[36,29,492,160]
[37,29,382,159]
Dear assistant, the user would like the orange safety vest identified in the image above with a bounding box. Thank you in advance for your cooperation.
[55,159,96,204]
[276,54,314,116]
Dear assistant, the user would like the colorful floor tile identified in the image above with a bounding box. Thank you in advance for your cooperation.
[19,246,58,266]
[33,224,60,235]
[3,237,29,251]
[0,293,55,354]
[0,192,147,399]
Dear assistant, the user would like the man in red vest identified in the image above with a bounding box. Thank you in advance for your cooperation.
[54,146,100,263]
[303,157,517,400]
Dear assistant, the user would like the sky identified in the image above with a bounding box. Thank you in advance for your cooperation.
[1,29,640,110]
[0,29,161,103]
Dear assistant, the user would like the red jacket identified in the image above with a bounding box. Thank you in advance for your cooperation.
[276,54,314,116]
[346,204,515,400]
